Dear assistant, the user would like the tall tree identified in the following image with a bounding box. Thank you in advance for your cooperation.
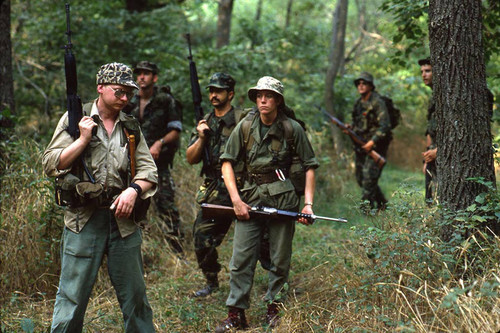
[428,0,495,212]
[285,0,293,29]
[324,0,348,153]
[1,0,15,117]
[216,0,234,48]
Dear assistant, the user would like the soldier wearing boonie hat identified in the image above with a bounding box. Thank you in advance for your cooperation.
[43,62,157,332]
[215,76,319,331]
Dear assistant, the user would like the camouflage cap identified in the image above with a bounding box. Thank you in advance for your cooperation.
[248,76,284,103]
[206,72,236,91]
[418,57,431,66]
[134,61,159,75]
[96,62,139,89]
[353,71,375,89]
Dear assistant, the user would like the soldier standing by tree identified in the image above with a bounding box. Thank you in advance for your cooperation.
[215,76,319,331]
[124,61,184,254]
[419,58,438,205]
[348,72,392,212]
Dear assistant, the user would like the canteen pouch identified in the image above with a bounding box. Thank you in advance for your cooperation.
[289,156,305,196]
[54,173,82,207]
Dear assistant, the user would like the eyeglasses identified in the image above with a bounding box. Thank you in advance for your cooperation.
[106,86,134,100]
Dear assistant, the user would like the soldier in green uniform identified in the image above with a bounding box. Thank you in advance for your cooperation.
[187,73,270,298]
[215,76,319,331]
[418,58,438,205]
[350,72,392,211]
[43,62,158,332]
[124,61,184,253]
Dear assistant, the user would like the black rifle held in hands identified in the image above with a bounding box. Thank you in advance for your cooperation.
[322,108,386,169]
[185,33,211,175]
[63,3,94,183]
[201,203,348,224]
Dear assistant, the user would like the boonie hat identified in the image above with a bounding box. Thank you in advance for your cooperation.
[248,76,284,103]
[96,62,139,89]
[134,61,159,75]
[353,71,375,89]
[418,58,431,66]
[206,72,236,91]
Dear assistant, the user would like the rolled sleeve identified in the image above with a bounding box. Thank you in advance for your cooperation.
[219,121,244,164]
[42,112,74,177]
[132,131,159,198]
[167,120,182,132]
[292,121,319,170]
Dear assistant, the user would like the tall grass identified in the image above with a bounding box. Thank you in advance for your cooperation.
[2,131,500,332]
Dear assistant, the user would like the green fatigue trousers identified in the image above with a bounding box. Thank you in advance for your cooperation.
[355,142,390,209]
[154,167,183,247]
[51,208,154,333]
[226,218,295,309]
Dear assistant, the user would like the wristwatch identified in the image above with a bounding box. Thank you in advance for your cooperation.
[159,138,165,145]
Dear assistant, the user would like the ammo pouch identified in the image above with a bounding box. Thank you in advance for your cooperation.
[289,156,305,196]
[133,197,151,225]
[55,173,83,207]
[196,178,219,204]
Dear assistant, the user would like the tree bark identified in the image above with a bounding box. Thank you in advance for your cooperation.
[428,0,495,212]
[1,0,15,117]
[324,0,348,154]
[285,0,293,29]
[216,0,234,48]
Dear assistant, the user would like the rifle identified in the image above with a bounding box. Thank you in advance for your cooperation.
[185,33,211,175]
[201,203,348,224]
[321,108,386,169]
[63,3,95,183]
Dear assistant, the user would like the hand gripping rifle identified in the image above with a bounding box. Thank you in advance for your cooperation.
[63,3,95,183]
[321,108,386,169]
[185,33,211,175]
[201,203,348,224]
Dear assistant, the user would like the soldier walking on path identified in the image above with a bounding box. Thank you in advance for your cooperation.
[187,73,270,298]
[43,63,157,332]
[124,61,184,254]
[349,72,392,212]
[215,76,319,331]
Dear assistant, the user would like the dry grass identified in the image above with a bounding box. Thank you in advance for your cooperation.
[2,134,500,332]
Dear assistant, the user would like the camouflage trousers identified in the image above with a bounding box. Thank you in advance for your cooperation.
[425,160,438,206]
[355,142,389,209]
[154,167,183,251]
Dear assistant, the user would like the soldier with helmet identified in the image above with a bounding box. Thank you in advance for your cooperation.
[124,60,184,254]
[350,72,392,211]
[215,76,319,331]
[43,62,157,332]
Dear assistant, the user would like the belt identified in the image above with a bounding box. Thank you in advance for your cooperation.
[93,188,122,207]
[248,169,289,185]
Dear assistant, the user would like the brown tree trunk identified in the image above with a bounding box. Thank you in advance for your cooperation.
[324,0,348,154]
[285,0,293,29]
[1,0,15,117]
[255,0,263,21]
[216,0,234,48]
[429,0,495,212]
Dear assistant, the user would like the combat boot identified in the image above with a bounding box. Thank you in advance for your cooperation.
[215,307,248,333]
[265,302,280,328]
[193,272,219,297]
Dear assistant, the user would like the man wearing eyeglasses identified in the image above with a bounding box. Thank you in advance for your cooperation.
[349,72,392,212]
[124,61,184,255]
[43,62,158,332]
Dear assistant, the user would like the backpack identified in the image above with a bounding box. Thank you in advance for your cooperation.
[380,95,401,129]
[240,107,306,195]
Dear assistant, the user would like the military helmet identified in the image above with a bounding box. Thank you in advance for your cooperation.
[353,71,375,89]
[134,61,159,75]
[247,76,284,103]
[96,62,139,89]
[206,72,236,91]
[418,58,431,66]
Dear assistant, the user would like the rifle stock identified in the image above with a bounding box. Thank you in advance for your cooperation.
[201,203,347,224]
[321,109,386,169]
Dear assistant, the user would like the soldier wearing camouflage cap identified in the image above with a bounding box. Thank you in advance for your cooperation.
[124,61,184,254]
[187,72,271,298]
[43,62,157,331]
[348,71,391,211]
[215,76,319,331]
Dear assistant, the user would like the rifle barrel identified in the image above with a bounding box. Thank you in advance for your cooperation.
[311,215,348,223]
